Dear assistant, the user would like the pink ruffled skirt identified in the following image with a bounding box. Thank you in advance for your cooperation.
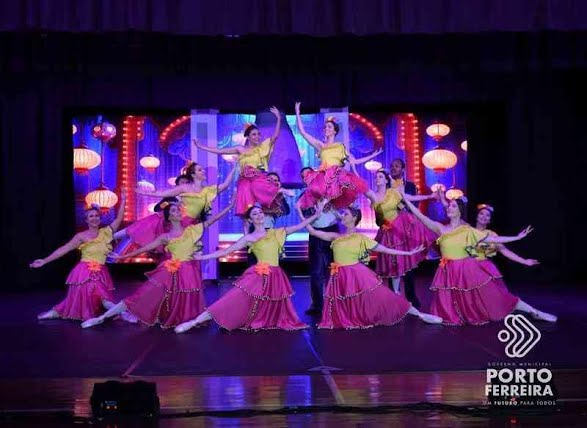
[124,260,205,328]
[235,166,282,217]
[430,258,519,326]
[319,262,411,329]
[375,211,437,277]
[207,265,308,331]
[298,166,368,209]
[127,212,197,247]
[53,261,115,321]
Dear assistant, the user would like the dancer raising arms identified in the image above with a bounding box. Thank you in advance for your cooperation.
[300,206,442,329]
[81,200,234,329]
[194,107,284,218]
[30,190,132,322]
[401,193,557,325]
[174,200,328,333]
[365,169,438,295]
[295,102,381,209]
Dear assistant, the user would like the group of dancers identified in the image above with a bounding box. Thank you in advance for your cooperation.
[30,103,557,333]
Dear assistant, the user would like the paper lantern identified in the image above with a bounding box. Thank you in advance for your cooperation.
[461,140,468,151]
[85,185,118,212]
[425,123,450,141]
[140,155,161,173]
[430,183,447,193]
[364,160,382,172]
[137,179,155,192]
[73,145,101,174]
[445,188,464,200]
[422,148,457,173]
[92,121,117,143]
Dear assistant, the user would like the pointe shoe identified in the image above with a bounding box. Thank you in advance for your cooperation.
[81,317,104,329]
[120,311,138,324]
[37,310,59,320]
[532,311,557,323]
[175,320,198,334]
[419,313,443,324]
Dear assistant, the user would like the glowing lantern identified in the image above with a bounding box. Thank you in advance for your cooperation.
[92,121,117,143]
[430,183,446,193]
[445,188,464,200]
[73,144,101,175]
[137,179,155,193]
[72,124,77,135]
[461,140,467,151]
[422,148,457,173]
[364,160,382,172]
[85,185,118,212]
[140,154,160,173]
[426,123,451,141]
[147,203,157,213]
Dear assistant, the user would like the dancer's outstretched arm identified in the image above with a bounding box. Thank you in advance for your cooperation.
[498,245,540,266]
[193,138,244,155]
[285,200,326,235]
[217,165,238,194]
[29,234,84,268]
[135,184,189,198]
[110,235,167,260]
[296,205,340,242]
[110,189,127,232]
[203,199,235,228]
[400,191,443,234]
[194,236,251,261]
[294,101,323,150]
[348,149,383,165]
[484,226,533,244]
[404,192,437,202]
[269,106,282,143]
[372,244,425,256]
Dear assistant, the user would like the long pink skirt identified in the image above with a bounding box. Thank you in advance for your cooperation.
[127,212,197,247]
[298,166,368,209]
[124,260,205,329]
[319,263,411,329]
[430,258,519,326]
[207,265,308,331]
[375,211,437,277]
[53,261,115,321]
[235,166,282,217]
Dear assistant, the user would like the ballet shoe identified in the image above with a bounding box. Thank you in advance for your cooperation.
[120,311,138,324]
[175,320,198,334]
[37,310,59,320]
[419,313,443,324]
[81,317,104,329]
[531,311,557,323]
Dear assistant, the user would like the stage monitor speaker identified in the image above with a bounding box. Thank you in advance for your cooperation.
[91,380,160,418]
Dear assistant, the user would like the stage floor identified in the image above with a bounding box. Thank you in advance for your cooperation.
[1,277,586,424]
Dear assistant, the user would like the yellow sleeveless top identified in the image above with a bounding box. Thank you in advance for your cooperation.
[436,225,489,260]
[319,143,347,168]
[372,188,402,223]
[248,228,286,267]
[166,224,204,262]
[181,185,218,218]
[79,227,113,264]
[474,229,498,260]
[331,233,378,266]
[239,138,273,170]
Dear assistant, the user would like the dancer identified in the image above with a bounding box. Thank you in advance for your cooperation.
[123,162,236,246]
[194,107,283,218]
[298,166,339,316]
[30,190,133,322]
[474,204,540,266]
[365,169,437,296]
[81,200,234,329]
[295,101,381,209]
[401,193,557,325]
[300,206,442,329]
[174,201,328,333]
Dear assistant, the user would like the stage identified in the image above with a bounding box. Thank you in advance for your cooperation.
[1,276,586,425]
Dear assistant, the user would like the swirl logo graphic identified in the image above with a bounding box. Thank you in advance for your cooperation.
[498,314,542,358]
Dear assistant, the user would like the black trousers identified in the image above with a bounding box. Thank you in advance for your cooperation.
[396,269,420,308]
[308,224,339,311]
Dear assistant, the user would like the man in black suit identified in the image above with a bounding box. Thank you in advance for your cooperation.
[390,158,421,308]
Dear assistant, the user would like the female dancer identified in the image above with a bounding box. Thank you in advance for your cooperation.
[194,107,284,218]
[299,206,442,329]
[30,191,132,322]
[81,200,233,329]
[116,162,236,246]
[401,192,557,325]
[366,169,438,294]
[174,201,328,333]
[295,101,381,209]
[474,204,540,266]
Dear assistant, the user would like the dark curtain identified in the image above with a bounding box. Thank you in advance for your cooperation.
[1,0,586,35]
[1,31,586,290]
